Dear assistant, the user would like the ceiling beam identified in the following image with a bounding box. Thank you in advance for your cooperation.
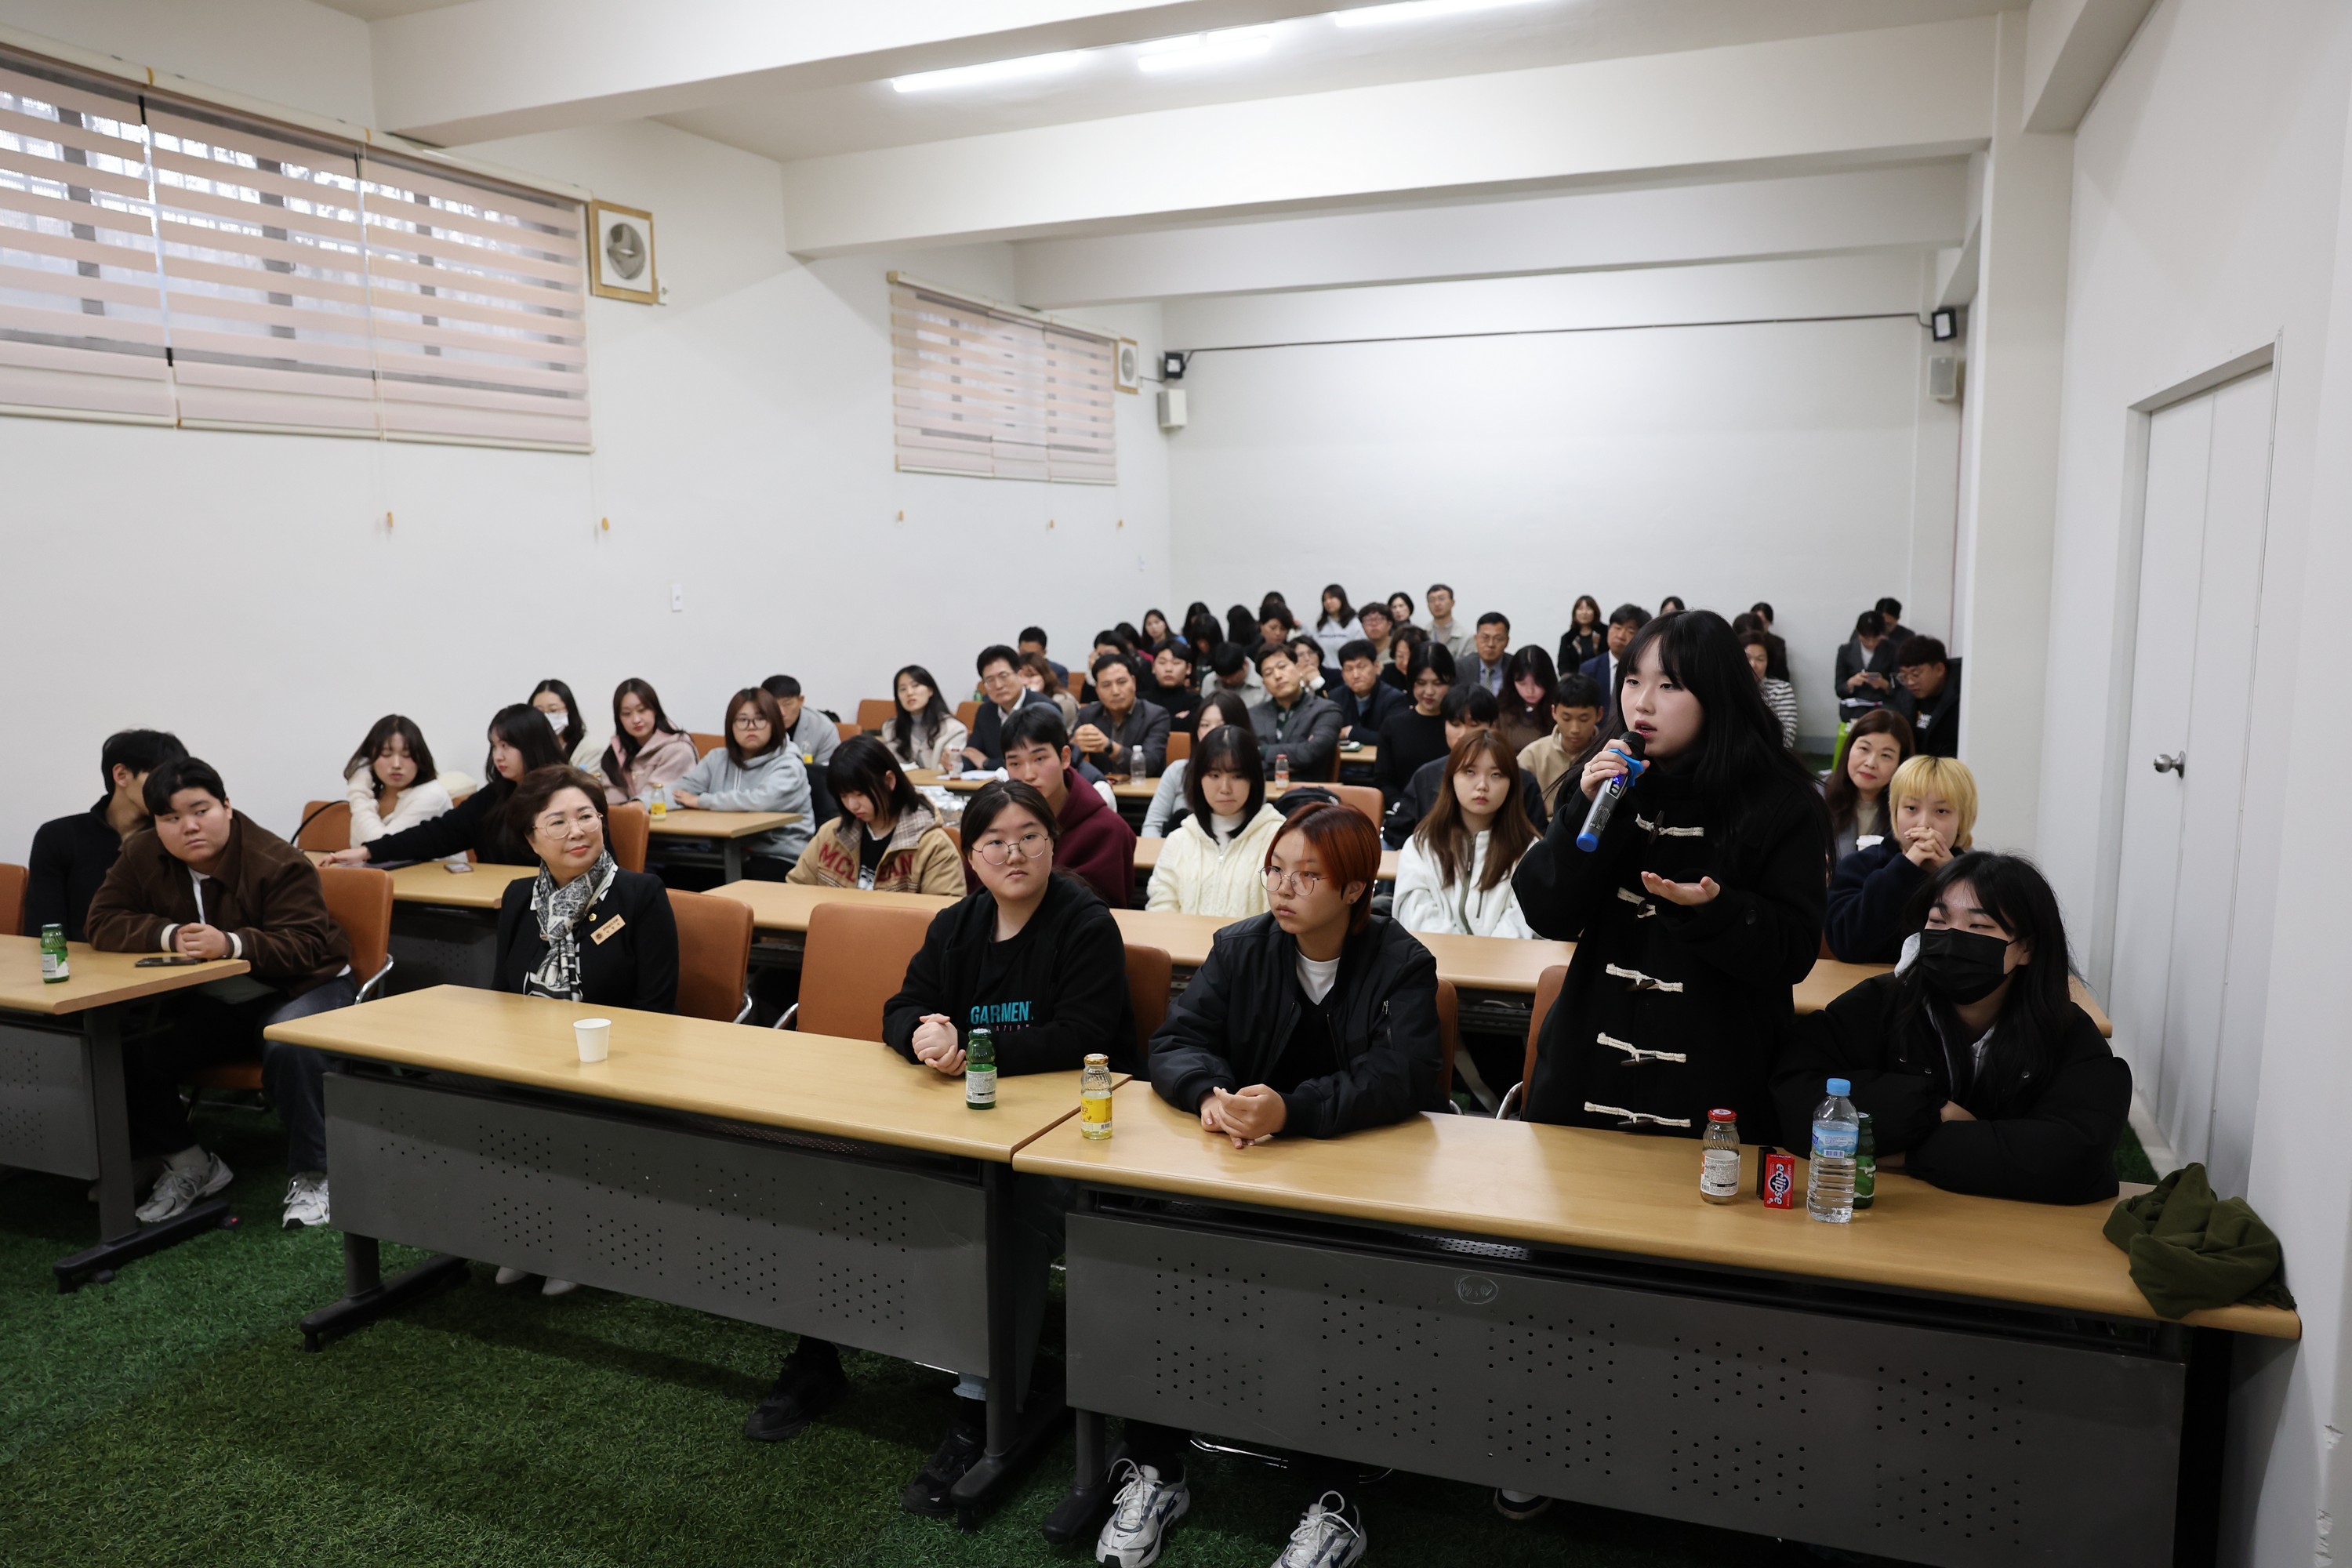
[2022,0,2157,132]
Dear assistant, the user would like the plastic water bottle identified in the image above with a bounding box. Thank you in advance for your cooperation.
[1806,1077,1859,1225]
[1274,753,1290,789]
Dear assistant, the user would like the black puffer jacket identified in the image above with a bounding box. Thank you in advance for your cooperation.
[1772,971,2129,1204]
[1149,913,1443,1137]
[1513,759,1826,1144]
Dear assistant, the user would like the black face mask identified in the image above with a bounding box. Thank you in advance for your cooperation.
[1912,927,2012,1004]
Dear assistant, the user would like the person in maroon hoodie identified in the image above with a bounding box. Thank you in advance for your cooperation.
[992,705,1136,909]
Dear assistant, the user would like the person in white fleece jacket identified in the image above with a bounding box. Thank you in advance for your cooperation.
[1392,729,1537,939]
[1143,726,1285,918]
[343,715,460,847]
[670,688,812,872]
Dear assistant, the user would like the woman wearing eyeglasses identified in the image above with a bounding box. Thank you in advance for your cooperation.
[743,779,1135,1518]
[1101,803,1441,1568]
[670,687,811,877]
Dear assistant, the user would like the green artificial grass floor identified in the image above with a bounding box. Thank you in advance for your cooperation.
[0,1104,2158,1567]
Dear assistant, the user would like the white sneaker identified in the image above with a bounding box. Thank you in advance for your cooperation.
[494,1266,535,1287]
[1272,1492,1365,1568]
[136,1152,232,1225]
[281,1171,330,1230]
[1095,1461,1190,1566]
[541,1278,578,1297]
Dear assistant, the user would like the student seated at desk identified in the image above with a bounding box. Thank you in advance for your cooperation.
[883,664,967,774]
[759,673,843,779]
[1107,804,1440,1568]
[747,780,1134,1513]
[321,705,564,869]
[1145,726,1285,917]
[1824,707,1915,866]
[1374,641,1452,804]
[1774,851,2129,1203]
[490,765,680,1296]
[1018,625,1069,686]
[1141,691,1253,838]
[601,679,696,806]
[86,757,354,1231]
[1516,672,1603,820]
[342,715,459,847]
[1142,637,1201,734]
[1385,685,1548,848]
[994,706,1135,909]
[1073,653,1171,778]
[671,688,812,877]
[789,736,963,895]
[1250,644,1343,783]
[1355,602,1394,670]
[1825,755,1975,963]
[1496,645,1559,756]
[27,727,186,942]
[1512,611,1827,1145]
[961,644,1051,771]
[1394,731,1538,939]
[530,678,605,771]
[1332,637,1403,741]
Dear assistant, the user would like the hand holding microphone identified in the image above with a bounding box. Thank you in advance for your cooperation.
[1575,733,1647,852]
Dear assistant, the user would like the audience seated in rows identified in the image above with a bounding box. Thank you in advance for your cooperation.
[531,678,606,771]
[1826,755,1977,964]
[991,705,1136,909]
[670,688,812,876]
[1250,644,1342,782]
[1824,707,1915,865]
[1374,641,1454,803]
[787,736,963,895]
[342,715,462,848]
[1893,637,1962,758]
[1144,725,1285,918]
[1141,691,1254,837]
[1385,684,1548,847]
[1394,730,1538,939]
[1073,653,1171,778]
[27,727,187,942]
[960,645,1050,771]
[1515,673,1602,820]
[1495,644,1557,757]
[325,703,565,869]
[884,665,967,773]
[1578,602,1650,715]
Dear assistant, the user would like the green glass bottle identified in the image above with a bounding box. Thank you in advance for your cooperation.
[39,923,70,985]
[964,1027,997,1110]
[1853,1112,1876,1210]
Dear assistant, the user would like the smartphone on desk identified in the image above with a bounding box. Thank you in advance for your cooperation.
[136,956,208,967]
[444,861,474,874]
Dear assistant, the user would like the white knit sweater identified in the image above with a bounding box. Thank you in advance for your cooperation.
[1143,802,1285,918]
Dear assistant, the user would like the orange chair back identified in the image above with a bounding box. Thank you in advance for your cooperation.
[1333,784,1383,829]
[857,699,895,734]
[296,800,352,852]
[1436,979,1460,1102]
[942,825,960,855]
[796,902,935,1041]
[836,720,859,743]
[1066,669,1086,699]
[1123,944,1171,1065]
[689,731,725,760]
[1166,731,1192,765]
[0,861,24,937]
[317,866,395,997]
[608,801,649,873]
[956,700,979,732]
[1520,964,1568,1101]
[668,887,754,1022]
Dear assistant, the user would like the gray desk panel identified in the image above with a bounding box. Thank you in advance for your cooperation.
[0,1019,99,1180]
[1065,1210,2180,1568]
[327,1071,989,1372]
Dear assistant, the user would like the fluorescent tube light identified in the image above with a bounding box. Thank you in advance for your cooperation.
[1134,27,1277,73]
[1332,0,1552,27]
[892,51,1088,93]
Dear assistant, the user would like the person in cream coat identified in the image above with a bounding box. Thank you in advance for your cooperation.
[1143,727,1287,918]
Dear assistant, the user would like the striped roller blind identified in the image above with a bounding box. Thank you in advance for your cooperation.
[889,279,1116,485]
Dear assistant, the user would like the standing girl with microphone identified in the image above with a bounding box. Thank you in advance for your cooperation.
[1511,610,1828,1142]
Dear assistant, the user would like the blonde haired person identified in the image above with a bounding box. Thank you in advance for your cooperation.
[1824,754,1977,963]
[1142,726,1285,917]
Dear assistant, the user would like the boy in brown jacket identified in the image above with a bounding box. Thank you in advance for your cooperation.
[86,757,354,1231]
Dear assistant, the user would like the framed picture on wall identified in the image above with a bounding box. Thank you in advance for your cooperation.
[589,200,659,303]
[1115,337,1141,394]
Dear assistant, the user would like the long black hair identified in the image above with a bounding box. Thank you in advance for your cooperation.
[890,663,954,757]
[529,678,585,757]
[485,702,565,788]
[1182,724,1267,829]
[1895,851,2078,1112]
[826,735,924,832]
[1500,644,1558,735]
[1604,608,1823,857]
[1316,583,1355,632]
[344,715,438,797]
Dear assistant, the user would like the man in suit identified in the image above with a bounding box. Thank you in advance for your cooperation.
[1333,638,1403,739]
[960,644,1051,770]
[1577,603,1651,713]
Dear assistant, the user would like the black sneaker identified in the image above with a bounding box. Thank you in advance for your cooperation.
[898,1407,986,1518]
[742,1345,848,1442]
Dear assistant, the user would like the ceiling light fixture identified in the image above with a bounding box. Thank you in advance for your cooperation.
[1134,27,1278,73]
[1331,0,1553,28]
[891,50,1089,93]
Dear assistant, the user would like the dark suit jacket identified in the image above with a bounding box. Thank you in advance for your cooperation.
[967,689,1052,768]
[1578,652,1621,711]
[495,866,679,1012]
[1334,681,1403,737]
[1074,698,1171,776]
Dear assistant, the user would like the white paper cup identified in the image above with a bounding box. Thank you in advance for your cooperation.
[575,1018,611,1063]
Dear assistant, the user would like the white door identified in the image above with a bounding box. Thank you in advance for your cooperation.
[2109,368,2274,1194]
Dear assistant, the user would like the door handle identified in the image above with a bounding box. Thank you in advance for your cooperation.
[2152,751,2187,776]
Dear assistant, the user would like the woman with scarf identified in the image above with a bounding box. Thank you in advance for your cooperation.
[490,764,680,1294]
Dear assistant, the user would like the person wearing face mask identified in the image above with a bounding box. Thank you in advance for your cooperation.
[1141,691,1254,838]
[1395,730,1538,939]
[1144,726,1285,916]
[489,764,680,1296]
[320,704,566,869]
[531,678,604,771]
[1774,851,2129,1203]
[1512,611,1828,1144]
[341,715,460,847]
[1824,756,1976,963]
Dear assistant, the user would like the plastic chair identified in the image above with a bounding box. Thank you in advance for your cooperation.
[956,700,979,732]
[1497,964,1569,1120]
[689,731,725,760]
[1436,979,1460,1104]
[1166,731,1192,765]
[669,887,754,1023]
[187,866,396,1095]
[294,800,352,852]
[836,720,859,744]
[779,901,935,1040]
[608,802,649,873]
[1124,944,1171,1065]
[0,861,24,937]
[941,826,960,855]
[1333,784,1384,829]
[857,699,895,734]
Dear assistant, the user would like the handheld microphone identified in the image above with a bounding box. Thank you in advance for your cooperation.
[1575,732,1647,853]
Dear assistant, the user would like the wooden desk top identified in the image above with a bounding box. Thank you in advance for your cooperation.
[1338,742,1377,764]
[1130,839,1398,882]
[0,935,249,1017]
[1109,909,1236,968]
[1017,1083,2298,1339]
[1414,931,1575,993]
[265,985,1095,1163]
[383,860,536,911]
[645,808,799,839]
[712,880,955,933]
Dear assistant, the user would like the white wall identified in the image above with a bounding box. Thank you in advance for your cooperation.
[1161,253,1960,749]
[2038,1,2352,1562]
[1,5,1169,855]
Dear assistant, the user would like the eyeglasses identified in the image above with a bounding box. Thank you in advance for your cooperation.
[973,833,1052,866]
[731,717,770,731]
[1261,865,1326,895]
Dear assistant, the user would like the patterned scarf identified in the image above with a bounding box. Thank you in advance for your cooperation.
[523,851,619,1000]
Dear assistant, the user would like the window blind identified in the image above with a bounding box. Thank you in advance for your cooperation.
[889,280,1116,485]
[0,50,590,449]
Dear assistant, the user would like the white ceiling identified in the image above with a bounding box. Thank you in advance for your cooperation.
[658,0,2007,162]
[310,0,470,18]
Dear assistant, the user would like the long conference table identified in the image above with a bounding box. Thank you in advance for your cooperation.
[265,985,1112,1524]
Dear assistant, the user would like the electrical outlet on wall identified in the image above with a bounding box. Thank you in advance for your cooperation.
[670,583,684,613]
